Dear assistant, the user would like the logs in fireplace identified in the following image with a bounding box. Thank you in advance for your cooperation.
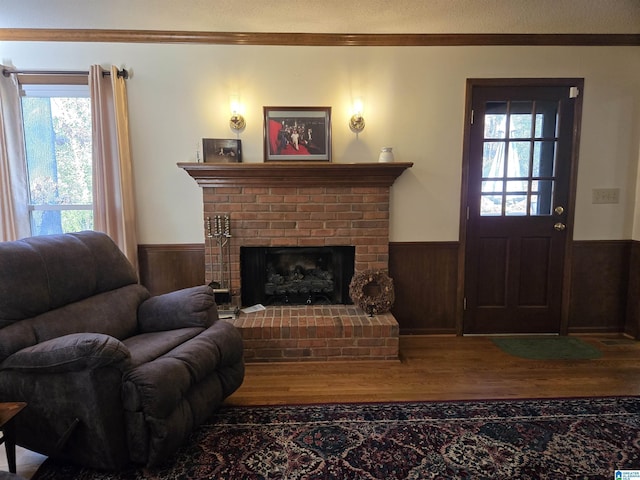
[241,246,355,306]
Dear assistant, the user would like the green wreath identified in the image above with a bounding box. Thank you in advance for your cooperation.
[349,270,395,315]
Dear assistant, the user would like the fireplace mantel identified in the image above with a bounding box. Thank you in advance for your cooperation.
[178,162,413,187]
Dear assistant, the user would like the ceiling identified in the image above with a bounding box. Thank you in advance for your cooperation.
[0,0,638,34]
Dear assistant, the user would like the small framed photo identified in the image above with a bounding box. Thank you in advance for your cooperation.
[202,138,242,163]
[263,106,331,162]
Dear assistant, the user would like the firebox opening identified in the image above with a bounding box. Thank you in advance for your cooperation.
[240,246,355,306]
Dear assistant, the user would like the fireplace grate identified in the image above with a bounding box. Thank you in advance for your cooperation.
[241,246,354,307]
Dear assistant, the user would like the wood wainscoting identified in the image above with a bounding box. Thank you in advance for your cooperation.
[569,240,631,334]
[626,241,640,339]
[138,244,205,296]
[389,242,459,335]
[138,240,634,336]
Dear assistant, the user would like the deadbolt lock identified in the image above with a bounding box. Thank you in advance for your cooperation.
[554,206,564,215]
[554,222,566,231]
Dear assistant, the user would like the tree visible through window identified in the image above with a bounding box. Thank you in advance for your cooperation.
[21,84,93,235]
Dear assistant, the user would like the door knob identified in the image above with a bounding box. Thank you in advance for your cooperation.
[554,222,566,231]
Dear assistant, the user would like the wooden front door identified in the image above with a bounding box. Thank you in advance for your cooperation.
[463,79,583,334]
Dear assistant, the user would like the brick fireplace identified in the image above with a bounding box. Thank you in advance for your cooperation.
[179,162,412,361]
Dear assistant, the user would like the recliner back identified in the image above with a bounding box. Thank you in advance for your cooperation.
[0,231,139,327]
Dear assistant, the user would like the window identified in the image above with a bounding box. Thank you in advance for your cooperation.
[480,100,559,217]
[20,83,93,235]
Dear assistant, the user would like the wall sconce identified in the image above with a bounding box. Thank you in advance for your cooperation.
[229,96,246,131]
[349,98,365,133]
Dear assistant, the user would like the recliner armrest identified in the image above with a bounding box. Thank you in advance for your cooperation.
[137,285,219,333]
[0,333,131,373]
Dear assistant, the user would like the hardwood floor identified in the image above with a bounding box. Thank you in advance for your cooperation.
[4,334,640,478]
[228,334,640,405]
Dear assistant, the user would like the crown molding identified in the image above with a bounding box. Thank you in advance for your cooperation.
[1,29,639,46]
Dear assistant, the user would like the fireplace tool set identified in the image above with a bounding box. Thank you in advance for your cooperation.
[206,214,238,318]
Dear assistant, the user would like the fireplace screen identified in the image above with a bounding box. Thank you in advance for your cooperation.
[241,246,355,306]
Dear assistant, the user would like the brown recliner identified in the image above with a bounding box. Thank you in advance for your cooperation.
[0,231,244,470]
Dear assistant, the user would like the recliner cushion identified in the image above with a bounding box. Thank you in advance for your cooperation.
[121,322,239,417]
[122,327,206,368]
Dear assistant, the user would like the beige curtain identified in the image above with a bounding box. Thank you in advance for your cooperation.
[90,65,138,270]
[0,66,30,241]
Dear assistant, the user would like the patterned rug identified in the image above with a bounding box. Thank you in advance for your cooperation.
[33,397,640,480]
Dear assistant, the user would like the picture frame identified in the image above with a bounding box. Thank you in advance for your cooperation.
[263,106,331,162]
[202,138,242,163]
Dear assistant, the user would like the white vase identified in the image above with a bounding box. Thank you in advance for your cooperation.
[378,147,394,163]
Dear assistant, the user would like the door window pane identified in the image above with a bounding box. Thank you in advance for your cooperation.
[529,194,539,215]
[534,100,560,138]
[483,142,505,178]
[532,180,554,215]
[484,102,507,139]
[505,195,527,216]
[481,195,503,216]
[482,180,503,193]
[507,142,531,178]
[533,141,556,177]
[506,180,527,192]
[509,102,534,138]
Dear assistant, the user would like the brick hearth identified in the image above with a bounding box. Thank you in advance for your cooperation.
[180,162,412,362]
[232,305,399,362]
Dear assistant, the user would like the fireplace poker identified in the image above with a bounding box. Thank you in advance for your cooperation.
[217,215,231,291]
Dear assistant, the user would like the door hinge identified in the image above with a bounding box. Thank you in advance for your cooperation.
[470,109,474,125]
[463,297,467,310]
[569,86,580,98]
[466,206,470,220]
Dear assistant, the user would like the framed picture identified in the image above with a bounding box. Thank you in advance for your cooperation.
[202,138,242,163]
[263,106,331,162]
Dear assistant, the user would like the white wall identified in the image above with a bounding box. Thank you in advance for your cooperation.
[1,41,639,243]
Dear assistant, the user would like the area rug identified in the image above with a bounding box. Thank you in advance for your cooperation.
[491,336,603,360]
[33,397,640,480]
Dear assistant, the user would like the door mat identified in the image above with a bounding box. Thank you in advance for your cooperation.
[491,336,602,360]
[598,338,637,346]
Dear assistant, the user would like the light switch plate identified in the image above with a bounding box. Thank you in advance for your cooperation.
[592,188,620,204]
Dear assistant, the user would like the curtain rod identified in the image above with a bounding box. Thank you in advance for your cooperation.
[2,68,129,79]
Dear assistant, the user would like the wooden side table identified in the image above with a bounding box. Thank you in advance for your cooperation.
[0,403,27,474]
